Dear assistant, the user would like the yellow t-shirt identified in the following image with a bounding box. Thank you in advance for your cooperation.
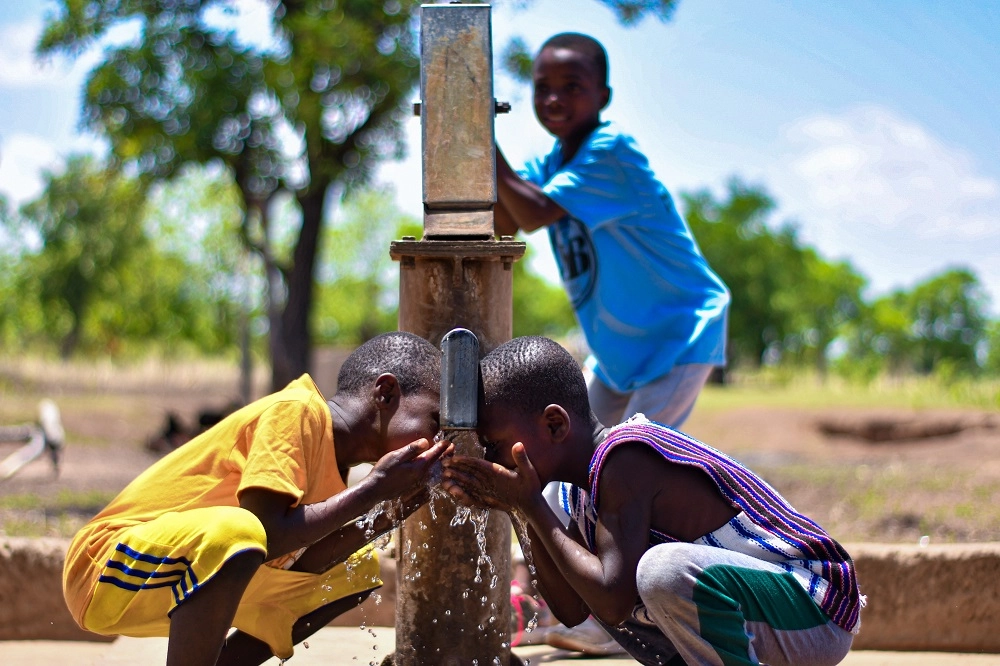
[64,374,345,620]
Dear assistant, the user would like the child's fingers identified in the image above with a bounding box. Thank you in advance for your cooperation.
[441,478,481,506]
[416,439,452,462]
[511,442,535,473]
[392,438,431,463]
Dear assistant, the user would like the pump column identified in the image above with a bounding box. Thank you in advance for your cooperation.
[389,3,525,665]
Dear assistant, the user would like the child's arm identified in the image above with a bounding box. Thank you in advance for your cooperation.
[287,484,428,573]
[517,520,591,627]
[495,148,568,233]
[444,443,652,626]
[240,438,449,562]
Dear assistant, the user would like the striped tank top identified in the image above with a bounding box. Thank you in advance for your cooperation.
[560,414,864,633]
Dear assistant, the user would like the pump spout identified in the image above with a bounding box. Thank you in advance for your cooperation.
[440,327,480,434]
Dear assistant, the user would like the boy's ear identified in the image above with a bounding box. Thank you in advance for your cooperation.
[601,85,612,111]
[542,404,571,441]
[372,373,400,410]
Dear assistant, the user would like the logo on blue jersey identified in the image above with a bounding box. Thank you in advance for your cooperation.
[549,216,597,308]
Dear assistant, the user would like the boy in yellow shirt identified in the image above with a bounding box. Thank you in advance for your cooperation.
[63,331,450,666]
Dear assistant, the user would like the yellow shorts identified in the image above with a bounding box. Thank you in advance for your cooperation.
[76,506,382,659]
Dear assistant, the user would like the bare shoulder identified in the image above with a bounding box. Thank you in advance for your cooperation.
[596,441,669,502]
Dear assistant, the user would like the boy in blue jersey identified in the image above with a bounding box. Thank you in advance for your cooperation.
[443,337,862,666]
[495,32,731,653]
[495,32,729,432]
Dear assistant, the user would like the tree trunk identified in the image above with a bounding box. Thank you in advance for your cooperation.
[270,187,328,391]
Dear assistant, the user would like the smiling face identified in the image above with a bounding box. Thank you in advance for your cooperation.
[532,46,610,157]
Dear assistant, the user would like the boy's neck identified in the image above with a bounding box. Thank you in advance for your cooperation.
[327,397,372,467]
[561,420,610,488]
[559,118,603,165]
[593,421,610,451]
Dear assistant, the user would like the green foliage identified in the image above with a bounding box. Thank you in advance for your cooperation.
[1,159,255,359]
[838,268,991,377]
[682,178,868,370]
[986,321,1000,376]
[38,0,424,386]
[16,155,149,357]
[683,179,996,378]
[501,36,534,84]
[512,246,577,339]
[498,0,680,81]
[312,187,419,345]
[311,188,577,344]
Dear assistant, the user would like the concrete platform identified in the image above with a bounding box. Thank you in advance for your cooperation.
[3,628,999,665]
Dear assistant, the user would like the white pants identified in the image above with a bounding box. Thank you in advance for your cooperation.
[586,363,715,429]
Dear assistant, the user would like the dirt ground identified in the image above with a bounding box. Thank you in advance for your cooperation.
[1,353,999,545]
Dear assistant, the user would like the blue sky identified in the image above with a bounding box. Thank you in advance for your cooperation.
[2,1,999,312]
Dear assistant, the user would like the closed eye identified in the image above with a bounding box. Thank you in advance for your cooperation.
[479,437,499,457]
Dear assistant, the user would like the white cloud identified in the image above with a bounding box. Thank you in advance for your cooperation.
[0,134,60,205]
[0,15,141,89]
[202,0,281,52]
[0,133,106,207]
[0,19,75,87]
[780,106,1000,242]
[767,105,1000,311]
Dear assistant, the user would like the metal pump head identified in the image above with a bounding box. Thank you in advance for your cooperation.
[440,328,479,431]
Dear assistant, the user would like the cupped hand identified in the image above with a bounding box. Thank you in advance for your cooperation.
[368,437,452,502]
[441,442,542,513]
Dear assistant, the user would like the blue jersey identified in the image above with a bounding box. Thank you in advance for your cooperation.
[522,122,729,392]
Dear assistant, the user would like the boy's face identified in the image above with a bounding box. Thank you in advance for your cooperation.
[532,46,609,145]
[476,401,548,475]
[385,388,440,450]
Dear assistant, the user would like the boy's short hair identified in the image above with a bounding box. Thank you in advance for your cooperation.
[337,331,440,397]
[481,336,593,424]
[539,32,609,88]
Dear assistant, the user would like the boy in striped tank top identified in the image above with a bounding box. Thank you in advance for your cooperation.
[442,336,863,665]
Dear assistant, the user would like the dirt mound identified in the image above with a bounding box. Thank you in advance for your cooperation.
[816,414,995,442]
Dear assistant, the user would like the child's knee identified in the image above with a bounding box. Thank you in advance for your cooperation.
[636,543,701,604]
[197,506,268,559]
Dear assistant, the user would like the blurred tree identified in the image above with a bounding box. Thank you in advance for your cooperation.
[313,187,577,344]
[500,0,679,80]
[512,246,577,339]
[839,268,990,376]
[984,321,1000,376]
[3,160,256,358]
[39,0,419,389]
[779,251,865,376]
[906,268,990,375]
[682,179,794,367]
[139,164,257,356]
[313,187,419,345]
[18,156,149,358]
[683,179,868,372]
[39,0,678,385]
